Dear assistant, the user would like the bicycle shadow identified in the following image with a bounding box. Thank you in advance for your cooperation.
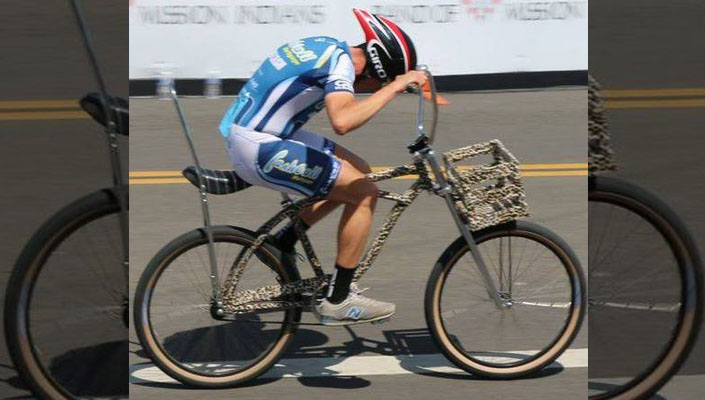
[3,340,128,399]
[131,319,566,390]
[286,326,564,388]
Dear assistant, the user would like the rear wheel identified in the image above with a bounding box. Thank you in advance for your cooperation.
[4,188,128,400]
[425,220,586,378]
[134,225,301,388]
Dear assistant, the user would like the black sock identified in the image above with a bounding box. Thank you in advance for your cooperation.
[327,264,356,304]
[274,220,309,252]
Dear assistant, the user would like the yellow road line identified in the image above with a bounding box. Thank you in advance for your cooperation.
[0,111,89,121]
[129,171,184,177]
[0,99,87,121]
[603,88,705,98]
[604,99,705,109]
[129,168,587,184]
[130,163,588,179]
[0,99,80,109]
[131,178,188,185]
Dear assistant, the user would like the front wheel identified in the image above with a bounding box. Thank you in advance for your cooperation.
[588,176,703,400]
[425,220,586,379]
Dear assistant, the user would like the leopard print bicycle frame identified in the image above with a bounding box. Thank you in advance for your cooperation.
[220,141,528,313]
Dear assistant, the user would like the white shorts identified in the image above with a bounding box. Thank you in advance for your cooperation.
[225,125,342,198]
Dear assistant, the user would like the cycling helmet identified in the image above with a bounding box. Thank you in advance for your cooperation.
[353,8,417,83]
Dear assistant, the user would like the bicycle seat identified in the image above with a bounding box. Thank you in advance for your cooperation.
[79,92,129,136]
[182,166,252,195]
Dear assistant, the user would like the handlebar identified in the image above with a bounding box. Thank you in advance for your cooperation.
[409,66,438,149]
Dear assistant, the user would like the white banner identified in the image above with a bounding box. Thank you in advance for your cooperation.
[129,0,587,79]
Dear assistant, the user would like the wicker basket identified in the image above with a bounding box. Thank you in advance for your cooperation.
[443,140,529,231]
[589,74,616,173]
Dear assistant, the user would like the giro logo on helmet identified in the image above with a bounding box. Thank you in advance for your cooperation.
[368,46,387,79]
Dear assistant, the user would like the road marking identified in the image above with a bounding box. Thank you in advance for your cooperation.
[602,88,705,109]
[130,171,186,177]
[130,348,587,384]
[603,88,705,98]
[0,99,79,109]
[0,99,87,121]
[131,177,187,185]
[605,99,705,109]
[0,111,89,121]
[592,301,681,312]
[129,163,588,185]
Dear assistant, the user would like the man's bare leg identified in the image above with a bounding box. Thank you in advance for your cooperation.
[298,145,372,227]
[313,158,377,305]
[306,148,394,322]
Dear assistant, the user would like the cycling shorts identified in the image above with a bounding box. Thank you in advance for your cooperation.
[225,124,342,198]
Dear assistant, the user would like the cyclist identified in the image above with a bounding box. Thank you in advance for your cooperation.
[219,9,427,325]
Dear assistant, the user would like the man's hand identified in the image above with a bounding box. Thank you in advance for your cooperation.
[389,71,429,93]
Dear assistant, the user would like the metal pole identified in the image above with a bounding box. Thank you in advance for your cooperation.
[170,87,222,304]
[422,149,506,309]
[69,0,129,280]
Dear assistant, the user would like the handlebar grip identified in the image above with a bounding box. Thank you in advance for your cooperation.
[406,83,420,93]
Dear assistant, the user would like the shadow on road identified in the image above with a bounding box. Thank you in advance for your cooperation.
[4,340,128,399]
[131,322,568,390]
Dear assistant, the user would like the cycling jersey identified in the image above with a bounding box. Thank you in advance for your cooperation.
[219,36,355,139]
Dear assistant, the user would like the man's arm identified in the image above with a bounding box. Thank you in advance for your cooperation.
[325,70,428,135]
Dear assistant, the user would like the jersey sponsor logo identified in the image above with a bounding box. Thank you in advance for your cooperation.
[283,40,318,65]
[268,53,287,70]
[368,45,388,79]
[346,307,363,320]
[333,80,353,91]
[263,150,323,180]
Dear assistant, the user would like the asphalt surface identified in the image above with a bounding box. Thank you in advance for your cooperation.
[129,88,587,400]
[589,0,705,398]
[0,1,127,399]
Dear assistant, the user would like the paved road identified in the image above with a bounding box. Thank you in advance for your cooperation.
[0,1,127,399]
[590,0,705,399]
[129,88,587,399]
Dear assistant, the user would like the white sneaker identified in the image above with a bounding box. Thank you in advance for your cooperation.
[315,289,395,326]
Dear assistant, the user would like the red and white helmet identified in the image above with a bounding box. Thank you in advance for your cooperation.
[353,8,417,83]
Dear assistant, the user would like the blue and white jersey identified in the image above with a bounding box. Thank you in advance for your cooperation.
[219,36,355,138]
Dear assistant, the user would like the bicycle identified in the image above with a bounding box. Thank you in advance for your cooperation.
[588,75,704,400]
[134,67,587,388]
[3,1,129,399]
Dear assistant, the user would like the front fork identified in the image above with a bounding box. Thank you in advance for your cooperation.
[418,148,510,309]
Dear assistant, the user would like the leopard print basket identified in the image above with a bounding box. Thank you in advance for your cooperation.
[443,140,530,231]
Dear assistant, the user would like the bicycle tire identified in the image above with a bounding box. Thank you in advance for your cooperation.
[134,225,302,388]
[4,187,128,400]
[588,176,703,400]
[425,220,586,379]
